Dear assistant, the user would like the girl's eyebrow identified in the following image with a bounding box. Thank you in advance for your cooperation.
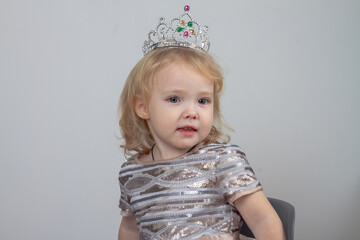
[198,90,214,96]
[161,89,186,94]
[161,89,214,95]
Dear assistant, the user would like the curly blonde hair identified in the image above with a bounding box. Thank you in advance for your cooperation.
[118,47,230,157]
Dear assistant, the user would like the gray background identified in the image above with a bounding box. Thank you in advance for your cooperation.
[1,0,359,239]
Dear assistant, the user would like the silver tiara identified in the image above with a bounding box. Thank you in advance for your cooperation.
[142,5,210,55]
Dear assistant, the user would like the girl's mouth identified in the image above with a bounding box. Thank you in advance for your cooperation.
[177,126,197,136]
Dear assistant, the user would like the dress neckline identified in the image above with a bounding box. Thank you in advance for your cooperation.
[134,142,204,165]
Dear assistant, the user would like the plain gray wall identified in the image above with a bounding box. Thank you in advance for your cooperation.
[1,0,359,239]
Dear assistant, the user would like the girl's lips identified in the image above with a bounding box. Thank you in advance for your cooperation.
[177,126,197,136]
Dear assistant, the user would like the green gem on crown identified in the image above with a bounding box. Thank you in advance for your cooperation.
[188,21,193,27]
[176,27,185,32]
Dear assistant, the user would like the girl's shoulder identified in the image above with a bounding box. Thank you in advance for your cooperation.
[119,155,137,169]
[198,141,247,157]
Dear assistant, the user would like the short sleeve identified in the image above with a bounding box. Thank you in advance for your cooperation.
[215,144,262,205]
[118,170,134,216]
[118,191,133,216]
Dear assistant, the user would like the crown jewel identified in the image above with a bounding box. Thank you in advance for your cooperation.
[142,5,210,55]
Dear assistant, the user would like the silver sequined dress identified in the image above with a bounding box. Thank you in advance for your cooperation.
[118,142,262,240]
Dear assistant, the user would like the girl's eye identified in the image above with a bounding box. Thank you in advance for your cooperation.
[198,98,210,105]
[168,97,180,103]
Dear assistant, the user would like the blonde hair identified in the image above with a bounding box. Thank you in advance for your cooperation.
[118,47,230,157]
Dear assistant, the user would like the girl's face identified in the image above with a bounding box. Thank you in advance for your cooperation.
[142,62,214,159]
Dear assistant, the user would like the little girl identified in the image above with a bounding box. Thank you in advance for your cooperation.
[117,6,286,240]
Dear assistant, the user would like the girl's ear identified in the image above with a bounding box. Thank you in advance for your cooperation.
[134,95,150,120]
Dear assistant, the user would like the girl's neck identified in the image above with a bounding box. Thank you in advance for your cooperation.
[136,143,204,165]
[151,144,197,162]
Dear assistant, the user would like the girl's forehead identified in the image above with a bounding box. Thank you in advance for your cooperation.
[157,65,209,84]
[154,61,213,83]
[151,64,214,96]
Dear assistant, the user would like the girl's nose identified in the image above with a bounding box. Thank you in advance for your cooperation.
[182,102,199,119]
[183,104,198,119]
[184,111,198,119]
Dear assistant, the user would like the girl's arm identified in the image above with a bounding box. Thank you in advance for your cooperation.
[118,215,139,240]
[234,190,287,240]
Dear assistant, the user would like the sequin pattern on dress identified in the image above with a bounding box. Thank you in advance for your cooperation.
[118,142,262,240]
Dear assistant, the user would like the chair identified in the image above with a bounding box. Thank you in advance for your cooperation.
[239,198,295,240]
